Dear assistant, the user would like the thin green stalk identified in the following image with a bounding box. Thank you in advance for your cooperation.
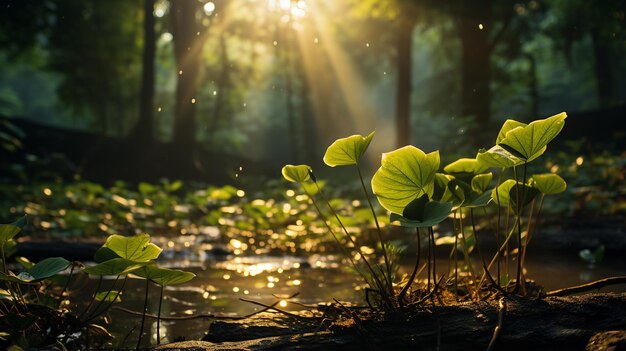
[513,162,528,293]
[470,208,499,297]
[157,284,164,345]
[301,187,361,276]
[453,211,459,297]
[495,168,505,287]
[356,165,392,294]
[475,222,519,293]
[427,228,432,292]
[310,181,389,299]
[57,263,76,309]
[77,276,103,321]
[398,228,421,305]
[83,275,120,322]
[85,276,128,323]
[136,279,150,351]
[459,208,476,279]
[429,227,437,296]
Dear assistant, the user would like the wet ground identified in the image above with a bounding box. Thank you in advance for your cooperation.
[75,235,626,348]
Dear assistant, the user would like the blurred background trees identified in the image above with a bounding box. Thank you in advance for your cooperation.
[0,0,624,182]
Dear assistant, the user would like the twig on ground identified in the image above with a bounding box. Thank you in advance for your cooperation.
[486,297,506,351]
[546,276,626,297]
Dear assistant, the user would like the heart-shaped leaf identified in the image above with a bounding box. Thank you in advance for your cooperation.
[496,119,527,144]
[499,112,567,162]
[323,131,375,167]
[471,173,493,193]
[281,164,312,183]
[444,158,489,175]
[0,216,26,244]
[133,265,195,286]
[27,257,71,281]
[476,146,523,169]
[83,258,146,276]
[491,180,537,212]
[531,173,567,195]
[491,179,517,207]
[390,200,452,228]
[103,234,162,262]
[371,146,439,214]
[465,189,493,208]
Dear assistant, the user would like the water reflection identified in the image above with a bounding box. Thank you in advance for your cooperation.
[82,237,626,349]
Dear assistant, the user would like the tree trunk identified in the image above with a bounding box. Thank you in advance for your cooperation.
[459,1,492,128]
[395,13,416,149]
[590,28,613,108]
[134,0,156,142]
[170,0,203,154]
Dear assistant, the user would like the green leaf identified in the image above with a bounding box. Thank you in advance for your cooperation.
[432,173,452,202]
[371,146,440,214]
[94,247,120,263]
[390,200,452,228]
[443,158,488,174]
[0,216,26,244]
[476,146,522,169]
[496,119,527,144]
[83,258,145,276]
[133,265,195,286]
[95,290,122,303]
[27,257,70,281]
[471,173,493,193]
[491,180,537,212]
[323,131,374,167]
[466,190,493,208]
[499,112,567,162]
[402,195,428,221]
[491,179,517,207]
[531,173,567,195]
[281,164,312,183]
[0,272,30,283]
[103,234,162,262]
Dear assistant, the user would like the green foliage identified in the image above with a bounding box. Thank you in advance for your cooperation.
[498,112,567,162]
[281,165,312,183]
[82,258,146,276]
[371,146,440,214]
[0,216,193,349]
[323,131,375,167]
[102,234,162,262]
[390,196,453,228]
[531,173,567,195]
[133,265,196,286]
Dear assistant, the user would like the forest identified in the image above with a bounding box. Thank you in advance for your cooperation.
[0,0,625,350]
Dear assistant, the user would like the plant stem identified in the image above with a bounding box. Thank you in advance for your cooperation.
[427,228,432,292]
[356,165,393,294]
[57,263,76,309]
[136,279,150,351]
[429,227,437,297]
[495,168,505,286]
[78,276,102,321]
[453,211,459,298]
[459,208,476,279]
[513,162,528,293]
[475,222,519,292]
[310,181,389,301]
[398,228,421,305]
[157,284,164,345]
[84,275,120,322]
[470,208,499,298]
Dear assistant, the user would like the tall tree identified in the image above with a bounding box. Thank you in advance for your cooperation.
[133,0,157,142]
[170,0,206,153]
